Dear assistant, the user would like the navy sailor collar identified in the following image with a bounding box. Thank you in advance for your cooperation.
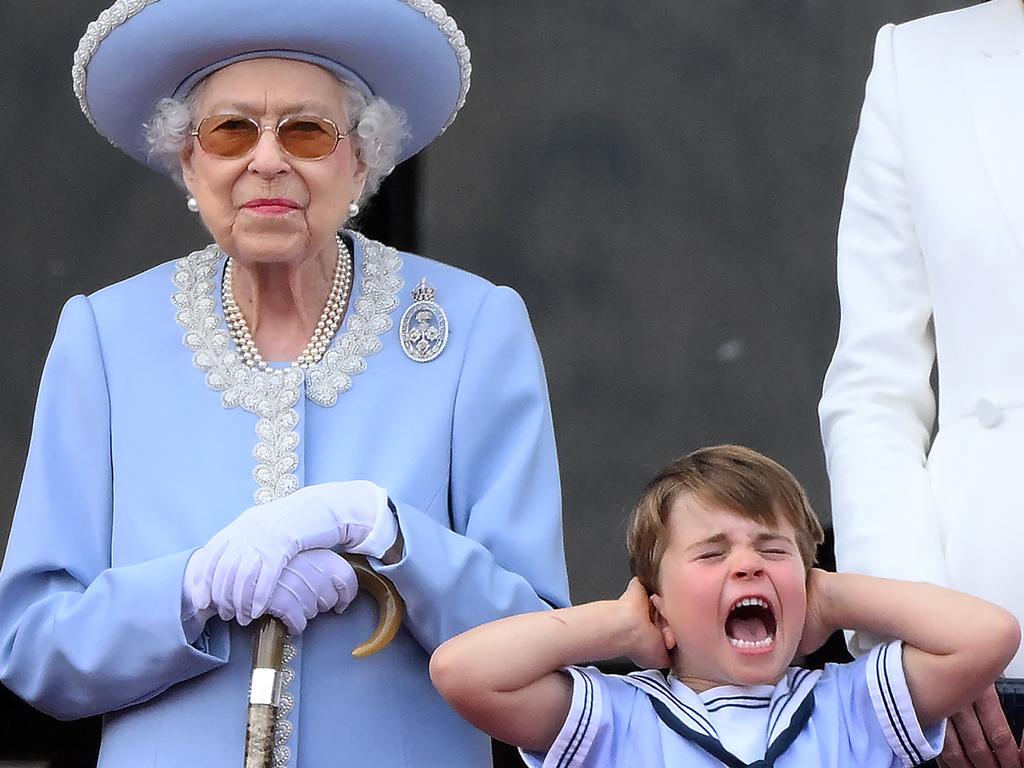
[620,667,822,767]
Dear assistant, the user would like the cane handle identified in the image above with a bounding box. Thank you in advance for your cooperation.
[343,554,404,658]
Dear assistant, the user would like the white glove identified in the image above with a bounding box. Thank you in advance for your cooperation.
[184,480,397,624]
[265,549,358,635]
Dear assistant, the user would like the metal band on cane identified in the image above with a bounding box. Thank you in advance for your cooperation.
[243,555,404,768]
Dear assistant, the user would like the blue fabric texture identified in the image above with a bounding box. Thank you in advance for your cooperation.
[0,235,568,767]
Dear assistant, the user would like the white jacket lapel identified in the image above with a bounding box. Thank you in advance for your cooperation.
[967,0,1024,256]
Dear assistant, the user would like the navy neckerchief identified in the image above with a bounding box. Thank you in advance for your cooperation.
[622,668,821,768]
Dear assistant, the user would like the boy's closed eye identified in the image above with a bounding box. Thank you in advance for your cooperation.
[695,550,725,561]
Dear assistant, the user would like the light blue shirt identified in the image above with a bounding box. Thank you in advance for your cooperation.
[524,641,944,768]
[0,233,569,767]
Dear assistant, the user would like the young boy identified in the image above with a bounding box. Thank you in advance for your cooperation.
[430,445,1020,767]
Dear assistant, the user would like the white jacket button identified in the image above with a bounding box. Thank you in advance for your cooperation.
[974,398,1003,428]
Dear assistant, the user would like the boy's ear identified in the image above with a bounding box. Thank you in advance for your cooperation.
[649,593,677,651]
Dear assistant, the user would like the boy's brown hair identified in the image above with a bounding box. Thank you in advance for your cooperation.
[626,445,824,592]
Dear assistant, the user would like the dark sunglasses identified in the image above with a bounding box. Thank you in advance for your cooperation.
[190,114,355,160]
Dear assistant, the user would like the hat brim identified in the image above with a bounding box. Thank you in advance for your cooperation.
[75,0,470,170]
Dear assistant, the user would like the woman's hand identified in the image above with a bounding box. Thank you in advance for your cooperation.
[938,685,1020,768]
[797,568,836,656]
[617,578,671,670]
[265,549,358,636]
[186,481,398,624]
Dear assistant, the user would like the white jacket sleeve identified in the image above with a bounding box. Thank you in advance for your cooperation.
[819,25,949,655]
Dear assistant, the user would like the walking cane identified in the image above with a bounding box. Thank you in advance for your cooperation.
[242,554,404,768]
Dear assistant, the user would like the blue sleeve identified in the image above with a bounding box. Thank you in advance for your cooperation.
[826,641,944,767]
[375,285,569,651]
[0,296,228,720]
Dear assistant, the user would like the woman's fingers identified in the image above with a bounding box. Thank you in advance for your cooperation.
[210,549,242,622]
[974,685,1020,767]
[251,549,295,619]
[323,554,357,614]
[200,548,359,633]
[232,553,263,626]
[267,586,307,636]
[947,698,999,768]
[187,537,229,611]
[938,716,966,768]
[264,550,357,635]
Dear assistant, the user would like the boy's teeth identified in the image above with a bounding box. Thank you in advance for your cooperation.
[733,597,769,610]
[728,636,775,649]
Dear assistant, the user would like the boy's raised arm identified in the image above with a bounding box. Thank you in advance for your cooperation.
[801,569,1020,728]
[430,579,669,753]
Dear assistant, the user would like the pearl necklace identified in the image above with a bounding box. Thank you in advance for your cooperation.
[222,234,353,372]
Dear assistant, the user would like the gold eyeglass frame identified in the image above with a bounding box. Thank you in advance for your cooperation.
[190,114,356,161]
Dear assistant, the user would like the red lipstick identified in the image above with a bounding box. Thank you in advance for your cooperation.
[243,198,301,215]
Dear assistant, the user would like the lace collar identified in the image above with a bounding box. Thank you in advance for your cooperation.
[172,231,404,415]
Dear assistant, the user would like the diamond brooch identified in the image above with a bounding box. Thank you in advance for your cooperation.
[400,278,449,363]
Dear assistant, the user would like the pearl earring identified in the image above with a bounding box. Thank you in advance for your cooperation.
[186,196,199,213]
[348,202,360,217]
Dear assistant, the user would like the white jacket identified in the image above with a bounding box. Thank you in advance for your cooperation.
[820,0,1024,671]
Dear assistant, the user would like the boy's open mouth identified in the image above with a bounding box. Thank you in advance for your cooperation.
[725,596,777,650]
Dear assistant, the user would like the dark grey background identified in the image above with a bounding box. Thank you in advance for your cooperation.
[0,1,977,764]
[1,1,971,609]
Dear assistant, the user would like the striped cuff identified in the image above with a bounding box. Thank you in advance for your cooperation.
[866,640,944,767]
[521,667,602,768]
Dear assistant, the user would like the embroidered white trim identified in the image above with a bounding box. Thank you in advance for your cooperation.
[72,0,158,129]
[273,655,296,768]
[173,232,402,503]
[172,234,402,765]
[72,0,470,136]
[403,0,472,128]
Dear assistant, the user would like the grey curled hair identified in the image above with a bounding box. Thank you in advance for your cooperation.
[145,74,409,207]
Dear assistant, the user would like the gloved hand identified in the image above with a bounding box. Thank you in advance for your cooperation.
[265,549,358,635]
[181,573,218,643]
[184,480,397,625]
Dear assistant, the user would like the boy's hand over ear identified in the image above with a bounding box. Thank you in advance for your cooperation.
[797,568,837,656]
[618,578,671,669]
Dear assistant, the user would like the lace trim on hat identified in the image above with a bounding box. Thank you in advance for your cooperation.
[72,0,470,135]
[72,0,158,130]
[403,0,472,127]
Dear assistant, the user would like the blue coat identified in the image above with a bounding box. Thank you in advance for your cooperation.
[0,233,569,767]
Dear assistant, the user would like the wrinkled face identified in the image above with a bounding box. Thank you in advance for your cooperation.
[651,493,807,691]
[180,58,366,266]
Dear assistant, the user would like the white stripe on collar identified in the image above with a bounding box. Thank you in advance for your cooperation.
[622,670,718,738]
[766,667,822,745]
[620,666,822,753]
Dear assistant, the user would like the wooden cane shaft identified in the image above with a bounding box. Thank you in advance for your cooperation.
[243,616,288,768]
[241,557,404,768]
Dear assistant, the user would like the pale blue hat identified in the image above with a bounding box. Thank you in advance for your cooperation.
[72,0,471,170]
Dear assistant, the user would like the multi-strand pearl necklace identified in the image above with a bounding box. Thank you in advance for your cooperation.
[222,234,353,372]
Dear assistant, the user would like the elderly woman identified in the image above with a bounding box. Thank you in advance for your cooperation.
[0,1,568,767]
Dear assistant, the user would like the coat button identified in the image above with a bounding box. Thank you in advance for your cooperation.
[974,398,1003,428]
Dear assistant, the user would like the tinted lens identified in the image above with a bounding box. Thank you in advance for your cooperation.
[277,117,339,159]
[197,115,259,158]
